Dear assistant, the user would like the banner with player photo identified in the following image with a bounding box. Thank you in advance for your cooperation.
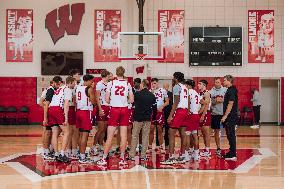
[158,10,184,63]
[6,9,33,62]
[248,10,274,63]
[94,10,121,62]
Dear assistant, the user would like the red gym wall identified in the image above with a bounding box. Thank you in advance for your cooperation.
[0,77,283,124]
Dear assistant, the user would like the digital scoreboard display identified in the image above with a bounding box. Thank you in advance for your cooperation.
[189,27,242,66]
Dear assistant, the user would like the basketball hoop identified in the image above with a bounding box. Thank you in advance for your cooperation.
[134,53,147,60]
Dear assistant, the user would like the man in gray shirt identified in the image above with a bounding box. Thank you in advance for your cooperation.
[250,89,261,128]
[210,77,227,156]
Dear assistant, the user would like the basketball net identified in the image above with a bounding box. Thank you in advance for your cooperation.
[134,53,147,60]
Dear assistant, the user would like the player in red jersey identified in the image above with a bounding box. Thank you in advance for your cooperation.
[198,79,212,157]
[75,74,96,163]
[161,72,188,165]
[44,76,76,163]
[92,70,111,155]
[97,66,134,166]
[149,78,169,153]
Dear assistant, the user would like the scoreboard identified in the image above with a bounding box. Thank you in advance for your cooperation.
[189,27,242,66]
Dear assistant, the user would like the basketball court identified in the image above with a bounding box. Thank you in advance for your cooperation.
[0,0,284,189]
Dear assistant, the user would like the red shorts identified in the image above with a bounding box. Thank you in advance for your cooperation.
[68,106,76,125]
[96,105,110,121]
[170,109,189,129]
[48,106,64,126]
[200,111,211,127]
[186,114,200,131]
[151,111,165,126]
[108,107,129,127]
[128,108,134,125]
[76,110,93,131]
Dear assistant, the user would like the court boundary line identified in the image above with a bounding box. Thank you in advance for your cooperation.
[0,148,276,183]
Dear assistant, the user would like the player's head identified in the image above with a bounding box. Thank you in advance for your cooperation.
[108,72,114,81]
[185,79,195,89]
[134,78,141,90]
[49,80,55,87]
[141,79,150,89]
[163,81,170,91]
[170,13,184,31]
[52,76,63,89]
[223,75,234,87]
[104,23,111,31]
[101,70,110,79]
[151,78,159,90]
[260,13,274,34]
[198,79,208,91]
[116,66,125,77]
[214,77,222,89]
[69,69,81,83]
[83,74,95,87]
[66,76,76,89]
[173,72,184,85]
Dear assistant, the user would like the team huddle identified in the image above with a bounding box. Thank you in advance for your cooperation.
[39,66,237,166]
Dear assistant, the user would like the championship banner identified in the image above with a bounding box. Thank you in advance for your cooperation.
[248,10,274,63]
[94,10,121,62]
[6,9,33,62]
[158,10,184,63]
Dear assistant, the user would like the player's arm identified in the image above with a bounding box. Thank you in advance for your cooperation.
[188,95,191,113]
[88,87,96,106]
[161,97,169,112]
[221,101,234,123]
[128,85,134,104]
[43,89,54,126]
[63,99,69,125]
[105,83,111,104]
[200,92,210,121]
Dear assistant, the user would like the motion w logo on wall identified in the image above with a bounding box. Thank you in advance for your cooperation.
[45,3,85,44]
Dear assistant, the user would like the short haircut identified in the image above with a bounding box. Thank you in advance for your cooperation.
[116,66,125,77]
[185,79,195,88]
[151,78,159,83]
[224,75,234,84]
[142,79,150,88]
[69,69,80,76]
[101,70,110,78]
[83,74,94,82]
[49,80,54,85]
[66,76,76,84]
[134,78,141,84]
[52,76,63,83]
[214,77,221,81]
[173,72,184,82]
[199,79,208,87]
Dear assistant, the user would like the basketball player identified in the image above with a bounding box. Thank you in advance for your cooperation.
[185,79,201,161]
[75,74,96,163]
[92,70,111,155]
[198,80,212,157]
[42,76,62,160]
[40,80,54,158]
[45,76,76,163]
[66,69,82,159]
[149,78,169,153]
[97,66,134,166]
[161,72,188,165]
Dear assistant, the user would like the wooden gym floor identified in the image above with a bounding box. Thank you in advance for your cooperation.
[0,125,283,189]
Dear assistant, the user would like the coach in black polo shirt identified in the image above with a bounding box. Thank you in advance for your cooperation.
[221,75,238,161]
[129,79,157,160]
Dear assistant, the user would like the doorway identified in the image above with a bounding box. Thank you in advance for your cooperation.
[260,79,280,124]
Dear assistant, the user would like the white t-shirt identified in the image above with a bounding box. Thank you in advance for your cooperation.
[107,79,133,107]
[152,88,168,109]
[173,83,188,109]
[188,89,200,114]
[49,85,72,108]
[96,80,109,106]
[76,86,93,111]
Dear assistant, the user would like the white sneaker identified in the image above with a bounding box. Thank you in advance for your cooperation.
[161,157,176,165]
[97,158,107,166]
[262,57,266,62]
[193,153,200,161]
[200,150,211,157]
[119,158,127,165]
[255,56,261,61]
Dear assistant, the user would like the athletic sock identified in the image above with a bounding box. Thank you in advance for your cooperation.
[60,150,65,156]
[44,148,50,155]
[102,153,107,159]
[55,152,59,157]
[120,152,125,159]
[72,149,77,156]
[80,153,86,159]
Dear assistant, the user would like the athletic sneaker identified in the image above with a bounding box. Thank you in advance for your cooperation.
[161,157,176,165]
[216,148,222,157]
[97,158,107,166]
[200,150,211,157]
[140,157,148,161]
[43,153,55,160]
[176,156,186,164]
[127,156,135,161]
[119,158,127,165]
[70,154,79,160]
[223,153,237,161]
[193,153,200,161]
[90,146,100,156]
[78,157,92,164]
[57,154,70,163]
